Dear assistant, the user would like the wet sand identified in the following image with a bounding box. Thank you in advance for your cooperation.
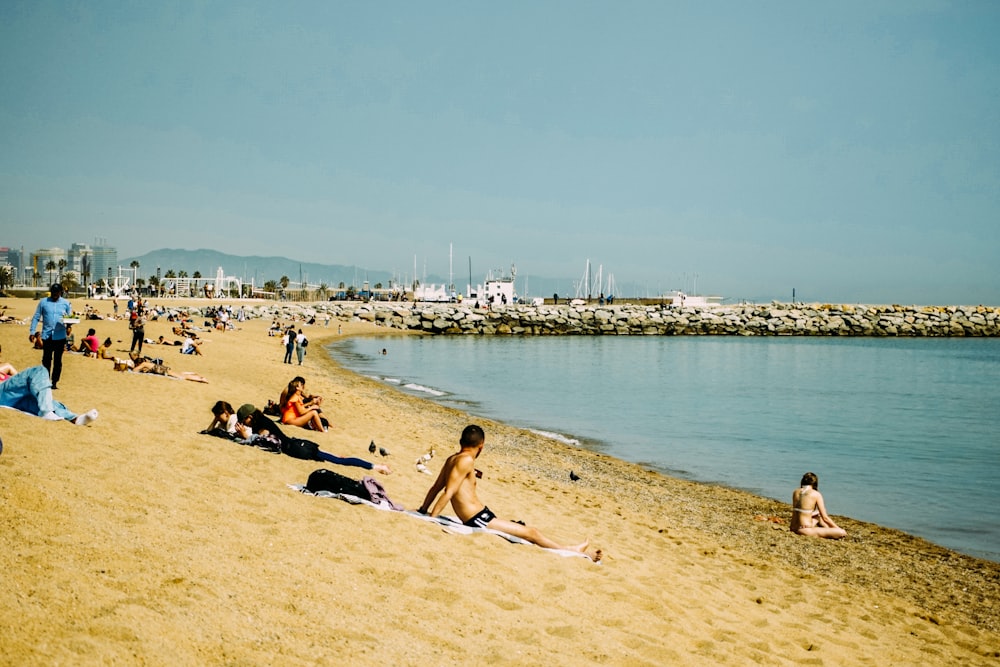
[1,297,998,665]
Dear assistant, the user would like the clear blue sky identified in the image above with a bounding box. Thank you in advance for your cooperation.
[2,1,998,304]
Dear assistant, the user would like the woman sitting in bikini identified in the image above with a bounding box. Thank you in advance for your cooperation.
[280,379,326,432]
[790,472,847,539]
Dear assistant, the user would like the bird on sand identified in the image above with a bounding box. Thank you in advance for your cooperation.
[369,440,376,454]
[379,447,390,457]
[569,470,581,481]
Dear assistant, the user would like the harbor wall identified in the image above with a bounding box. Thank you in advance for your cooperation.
[278,302,1000,337]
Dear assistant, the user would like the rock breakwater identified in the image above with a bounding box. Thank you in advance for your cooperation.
[259,302,1000,337]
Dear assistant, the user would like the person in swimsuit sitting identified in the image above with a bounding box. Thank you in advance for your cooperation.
[417,424,601,561]
[280,379,326,431]
[790,472,846,539]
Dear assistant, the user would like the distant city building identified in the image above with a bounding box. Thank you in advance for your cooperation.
[67,242,116,285]
[11,242,118,287]
[0,247,11,284]
[87,244,117,286]
[29,247,68,286]
[0,246,28,285]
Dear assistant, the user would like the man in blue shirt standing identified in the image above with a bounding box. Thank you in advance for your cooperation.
[29,284,72,389]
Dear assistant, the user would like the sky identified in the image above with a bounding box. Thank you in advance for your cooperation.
[1,1,998,304]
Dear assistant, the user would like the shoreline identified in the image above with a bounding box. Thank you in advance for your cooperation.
[2,297,998,664]
[328,330,999,564]
[312,323,1000,634]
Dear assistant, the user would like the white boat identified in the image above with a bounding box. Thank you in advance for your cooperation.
[467,265,519,307]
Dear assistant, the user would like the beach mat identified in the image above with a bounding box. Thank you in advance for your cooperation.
[289,484,595,560]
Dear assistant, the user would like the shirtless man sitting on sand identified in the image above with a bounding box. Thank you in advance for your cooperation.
[418,424,601,561]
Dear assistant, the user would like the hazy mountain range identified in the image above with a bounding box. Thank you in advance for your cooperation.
[120,248,579,298]
[121,248,746,301]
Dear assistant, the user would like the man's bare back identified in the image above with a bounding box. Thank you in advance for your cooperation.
[418,425,600,561]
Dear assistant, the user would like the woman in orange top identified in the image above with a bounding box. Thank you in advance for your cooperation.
[280,379,326,432]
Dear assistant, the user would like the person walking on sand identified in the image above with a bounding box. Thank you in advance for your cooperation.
[129,307,146,355]
[282,327,295,364]
[29,284,72,389]
[295,329,307,365]
[790,472,846,539]
[418,424,600,561]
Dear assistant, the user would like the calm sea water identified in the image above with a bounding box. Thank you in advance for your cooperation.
[327,335,1000,561]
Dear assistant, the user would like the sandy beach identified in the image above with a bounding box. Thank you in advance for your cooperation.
[1,296,998,666]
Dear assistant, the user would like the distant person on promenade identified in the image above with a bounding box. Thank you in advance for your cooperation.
[790,472,847,539]
[29,284,72,389]
[418,424,600,561]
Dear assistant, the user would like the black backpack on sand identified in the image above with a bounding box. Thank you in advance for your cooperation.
[306,468,366,498]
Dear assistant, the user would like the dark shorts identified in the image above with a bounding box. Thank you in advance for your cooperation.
[463,506,496,529]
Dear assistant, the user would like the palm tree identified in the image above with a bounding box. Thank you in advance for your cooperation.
[32,271,42,288]
[164,269,177,279]
[61,271,80,293]
[264,279,278,293]
[192,271,202,280]
[279,276,290,290]
[57,258,67,282]
[318,282,329,300]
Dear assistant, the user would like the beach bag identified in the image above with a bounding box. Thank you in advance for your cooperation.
[282,438,321,461]
[301,337,308,347]
[361,476,403,510]
[306,468,366,497]
[252,432,282,454]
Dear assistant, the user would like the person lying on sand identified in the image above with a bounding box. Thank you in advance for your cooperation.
[790,472,847,539]
[227,403,390,474]
[122,353,209,383]
[0,362,98,425]
[418,424,601,561]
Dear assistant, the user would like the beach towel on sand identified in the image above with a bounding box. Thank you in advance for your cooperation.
[289,484,594,560]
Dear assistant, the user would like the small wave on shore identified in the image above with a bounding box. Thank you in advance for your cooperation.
[366,375,446,396]
[402,383,447,397]
[529,429,581,446]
